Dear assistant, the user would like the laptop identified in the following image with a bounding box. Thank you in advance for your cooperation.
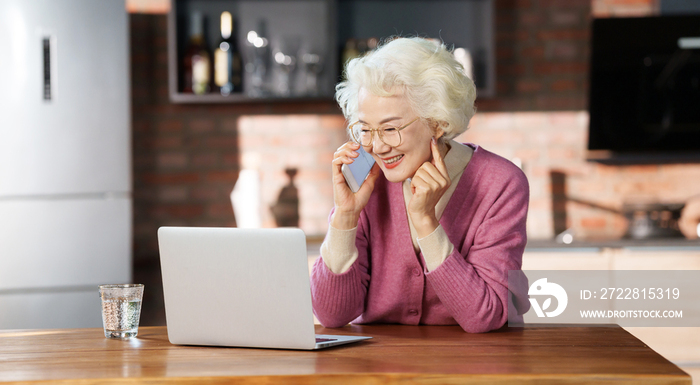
[157,226,371,350]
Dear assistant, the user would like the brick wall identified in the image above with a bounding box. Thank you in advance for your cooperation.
[455,112,700,240]
[237,115,347,235]
[484,0,591,111]
[592,0,658,17]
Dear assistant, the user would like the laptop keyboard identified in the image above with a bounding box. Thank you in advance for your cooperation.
[315,337,337,343]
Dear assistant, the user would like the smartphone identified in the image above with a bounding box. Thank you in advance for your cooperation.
[341,146,376,193]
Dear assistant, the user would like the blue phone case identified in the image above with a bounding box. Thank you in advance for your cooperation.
[350,147,375,183]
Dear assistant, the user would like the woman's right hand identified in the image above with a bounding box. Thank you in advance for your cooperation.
[331,141,381,230]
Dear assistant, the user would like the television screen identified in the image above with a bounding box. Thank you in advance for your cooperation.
[588,16,700,155]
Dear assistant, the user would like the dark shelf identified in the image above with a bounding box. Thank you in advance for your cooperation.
[169,93,335,104]
[169,0,494,104]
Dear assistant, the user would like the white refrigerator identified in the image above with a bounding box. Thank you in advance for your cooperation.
[0,0,132,329]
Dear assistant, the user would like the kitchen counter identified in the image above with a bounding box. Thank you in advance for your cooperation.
[307,237,700,255]
[526,238,700,252]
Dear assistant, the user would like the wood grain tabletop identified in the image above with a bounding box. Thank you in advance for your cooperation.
[0,324,690,384]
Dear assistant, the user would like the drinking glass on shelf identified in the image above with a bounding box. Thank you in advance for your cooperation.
[245,19,270,98]
[302,51,323,96]
[273,36,300,97]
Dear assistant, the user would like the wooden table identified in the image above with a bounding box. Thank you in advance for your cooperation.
[0,324,690,384]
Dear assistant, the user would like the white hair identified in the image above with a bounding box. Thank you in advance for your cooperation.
[335,37,477,140]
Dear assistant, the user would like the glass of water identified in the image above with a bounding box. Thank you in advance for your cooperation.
[99,284,144,339]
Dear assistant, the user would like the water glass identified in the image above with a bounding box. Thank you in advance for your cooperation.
[99,284,144,339]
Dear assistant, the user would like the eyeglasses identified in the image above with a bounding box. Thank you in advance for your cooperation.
[348,117,420,148]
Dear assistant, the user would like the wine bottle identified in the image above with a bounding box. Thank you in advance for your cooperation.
[214,11,243,95]
[183,11,211,95]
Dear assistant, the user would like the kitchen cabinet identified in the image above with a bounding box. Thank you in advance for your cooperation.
[168,0,495,103]
[523,245,700,382]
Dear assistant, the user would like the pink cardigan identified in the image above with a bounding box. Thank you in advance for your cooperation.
[310,144,531,333]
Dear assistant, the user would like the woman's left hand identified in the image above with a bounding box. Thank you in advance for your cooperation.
[408,137,451,238]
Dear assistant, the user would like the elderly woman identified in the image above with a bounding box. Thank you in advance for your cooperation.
[310,37,530,333]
